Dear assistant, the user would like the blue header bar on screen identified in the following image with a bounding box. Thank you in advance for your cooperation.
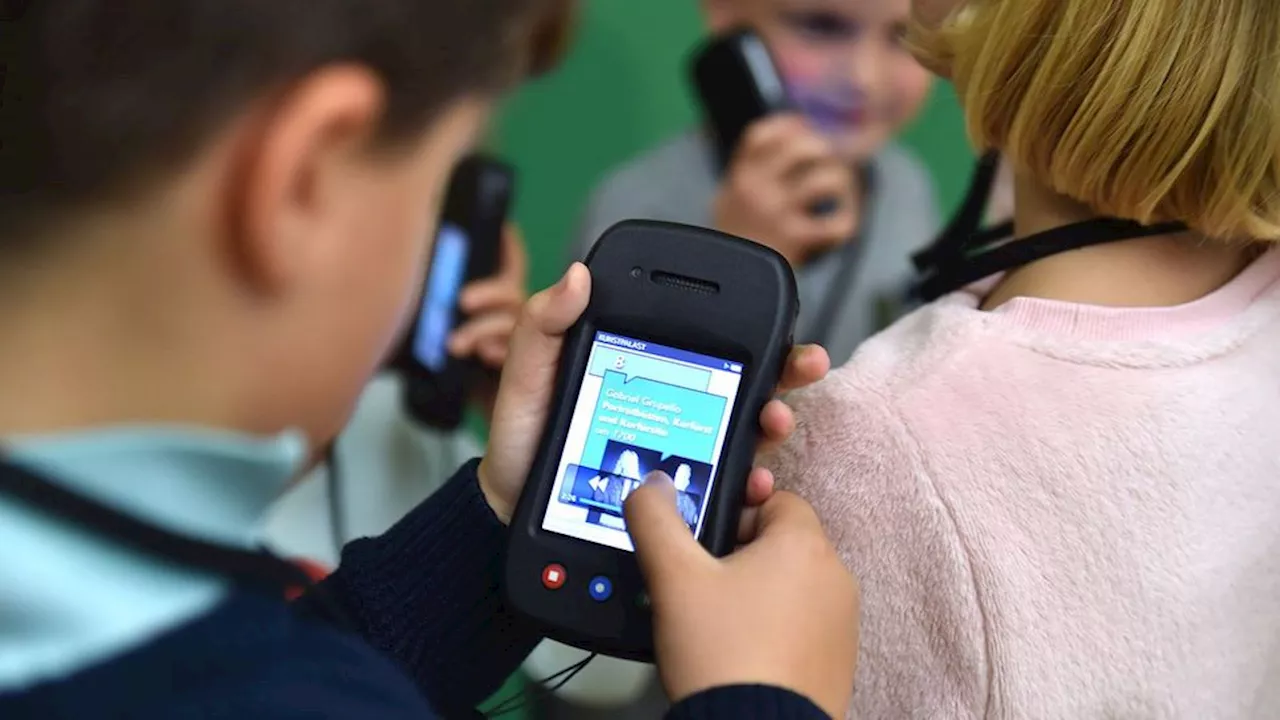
[594,331,742,374]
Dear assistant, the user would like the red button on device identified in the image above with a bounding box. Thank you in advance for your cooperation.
[541,564,567,590]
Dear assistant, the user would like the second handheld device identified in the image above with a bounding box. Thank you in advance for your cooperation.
[389,154,514,430]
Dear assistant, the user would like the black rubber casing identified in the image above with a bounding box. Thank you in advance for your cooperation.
[690,28,792,172]
[504,220,799,661]
[389,154,513,430]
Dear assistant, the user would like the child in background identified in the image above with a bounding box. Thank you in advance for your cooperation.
[770,0,1280,716]
[574,0,937,366]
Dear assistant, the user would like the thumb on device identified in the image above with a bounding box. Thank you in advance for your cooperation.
[501,263,590,385]
[486,263,590,427]
[625,472,709,591]
[478,263,591,522]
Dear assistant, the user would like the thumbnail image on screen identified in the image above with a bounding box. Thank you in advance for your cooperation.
[540,331,745,552]
[412,222,470,372]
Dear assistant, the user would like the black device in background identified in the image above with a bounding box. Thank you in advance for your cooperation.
[690,28,792,173]
[389,154,514,430]
[691,28,837,217]
[504,220,799,661]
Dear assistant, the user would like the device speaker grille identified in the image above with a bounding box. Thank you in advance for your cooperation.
[650,270,720,295]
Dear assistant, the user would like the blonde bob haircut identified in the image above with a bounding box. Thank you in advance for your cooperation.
[910,0,1280,242]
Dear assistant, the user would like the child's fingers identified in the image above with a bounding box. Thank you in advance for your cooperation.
[745,467,775,506]
[738,507,760,544]
[764,130,835,183]
[738,469,776,543]
[458,223,527,313]
[736,114,810,165]
[448,313,518,357]
[459,278,523,314]
[757,400,795,453]
[493,263,591,408]
[499,222,529,280]
[778,345,830,393]
[477,338,510,368]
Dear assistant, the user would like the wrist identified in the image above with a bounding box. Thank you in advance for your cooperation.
[476,458,514,524]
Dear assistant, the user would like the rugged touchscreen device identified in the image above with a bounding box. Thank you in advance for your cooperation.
[505,220,798,660]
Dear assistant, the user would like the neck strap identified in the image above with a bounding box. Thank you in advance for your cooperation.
[912,150,1004,274]
[912,217,1187,301]
[0,457,353,631]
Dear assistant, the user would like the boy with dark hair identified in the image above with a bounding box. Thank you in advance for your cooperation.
[0,2,859,719]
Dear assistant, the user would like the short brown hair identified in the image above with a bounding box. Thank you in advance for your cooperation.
[910,0,1280,242]
[0,0,572,242]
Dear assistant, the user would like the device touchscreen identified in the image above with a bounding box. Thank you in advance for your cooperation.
[540,331,745,552]
[411,222,470,372]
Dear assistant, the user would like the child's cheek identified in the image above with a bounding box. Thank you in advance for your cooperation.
[887,61,933,125]
[774,43,829,89]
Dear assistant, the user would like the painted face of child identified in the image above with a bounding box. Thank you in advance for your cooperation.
[706,0,934,163]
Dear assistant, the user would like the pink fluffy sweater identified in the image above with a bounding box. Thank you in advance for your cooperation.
[769,249,1280,718]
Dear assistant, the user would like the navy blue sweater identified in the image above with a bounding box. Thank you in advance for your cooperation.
[0,461,829,719]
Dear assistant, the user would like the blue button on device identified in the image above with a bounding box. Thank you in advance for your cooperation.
[587,575,613,602]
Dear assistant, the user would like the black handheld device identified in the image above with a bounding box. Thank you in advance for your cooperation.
[504,220,799,661]
[690,28,792,173]
[389,154,514,430]
[691,28,837,216]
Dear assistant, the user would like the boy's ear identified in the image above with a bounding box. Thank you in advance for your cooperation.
[226,65,386,295]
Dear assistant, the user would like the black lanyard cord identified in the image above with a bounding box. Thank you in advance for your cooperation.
[967,220,1016,252]
[912,217,1188,302]
[0,459,355,632]
[325,439,347,556]
[912,150,1004,274]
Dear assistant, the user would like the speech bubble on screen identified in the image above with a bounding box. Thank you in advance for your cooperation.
[588,349,712,390]
[588,371,727,465]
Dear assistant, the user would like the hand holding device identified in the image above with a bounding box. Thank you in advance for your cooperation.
[498,220,821,660]
[449,222,528,369]
[476,258,830,525]
[713,114,859,267]
[446,222,528,422]
[626,480,859,720]
[477,263,592,522]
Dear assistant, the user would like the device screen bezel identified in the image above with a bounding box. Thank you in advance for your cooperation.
[525,314,757,557]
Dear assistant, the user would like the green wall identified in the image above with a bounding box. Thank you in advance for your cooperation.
[494,0,977,292]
